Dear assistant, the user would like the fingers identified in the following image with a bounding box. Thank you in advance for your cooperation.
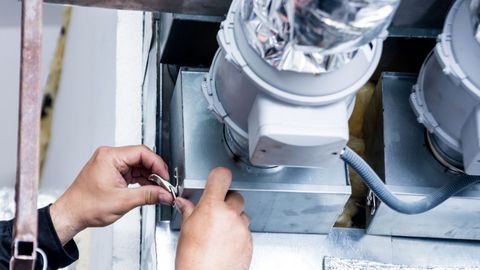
[125,167,154,185]
[129,167,152,179]
[200,167,232,202]
[102,145,169,180]
[175,197,195,221]
[240,212,250,227]
[127,185,174,208]
[225,192,245,214]
[225,192,249,226]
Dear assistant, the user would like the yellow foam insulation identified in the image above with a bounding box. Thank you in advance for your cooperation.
[335,82,376,228]
[40,7,72,176]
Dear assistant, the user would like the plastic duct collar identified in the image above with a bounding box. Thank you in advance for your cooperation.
[472,0,480,43]
[241,0,399,74]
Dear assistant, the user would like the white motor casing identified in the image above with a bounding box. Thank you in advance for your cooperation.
[248,95,349,167]
[411,0,480,175]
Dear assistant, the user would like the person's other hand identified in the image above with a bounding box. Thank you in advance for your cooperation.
[50,145,173,245]
[175,167,252,270]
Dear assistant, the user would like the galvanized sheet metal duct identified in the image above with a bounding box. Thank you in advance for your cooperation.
[241,0,400,73]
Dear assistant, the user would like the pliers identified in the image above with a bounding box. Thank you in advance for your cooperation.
[148,173,178,203]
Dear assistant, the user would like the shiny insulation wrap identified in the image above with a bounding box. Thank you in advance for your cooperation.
[323,256,478,270]
[241,0,399,73]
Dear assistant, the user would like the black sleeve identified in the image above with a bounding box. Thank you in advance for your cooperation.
[0,205,79,270]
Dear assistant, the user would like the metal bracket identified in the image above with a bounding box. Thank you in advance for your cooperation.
[173,167,180,188]
[43,0,231,16]
[366,190,378,216]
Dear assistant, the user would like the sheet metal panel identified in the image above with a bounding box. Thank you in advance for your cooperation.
[366,73,480,240]
[157,224,480,270]
[168,69,351,233]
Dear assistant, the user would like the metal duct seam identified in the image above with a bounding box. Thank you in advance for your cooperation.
[241,0,399,74]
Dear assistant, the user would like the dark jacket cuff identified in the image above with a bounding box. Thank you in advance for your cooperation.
[37,205,79,269]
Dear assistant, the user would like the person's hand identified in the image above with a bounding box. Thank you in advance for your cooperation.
[50,145,173,245]
[175,167,253,270]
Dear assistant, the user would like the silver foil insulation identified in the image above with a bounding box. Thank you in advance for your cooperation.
[241,0,399,74]
[324,256,479,270]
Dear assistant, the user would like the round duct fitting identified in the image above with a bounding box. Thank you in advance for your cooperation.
[411,0,480,175]
[203,0,384,168]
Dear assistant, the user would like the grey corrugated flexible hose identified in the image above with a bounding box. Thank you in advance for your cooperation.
[340,147,480,214]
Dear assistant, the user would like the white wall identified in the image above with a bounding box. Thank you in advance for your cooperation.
[111,10,144,270]
[41,6,118,194]
[0,1,63,188]
[40,7,119,270]
[40,7,145,270]
[0,3,145,269]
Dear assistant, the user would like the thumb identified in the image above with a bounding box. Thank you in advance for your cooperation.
[175,197,195,220]
[128,185,174,207]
